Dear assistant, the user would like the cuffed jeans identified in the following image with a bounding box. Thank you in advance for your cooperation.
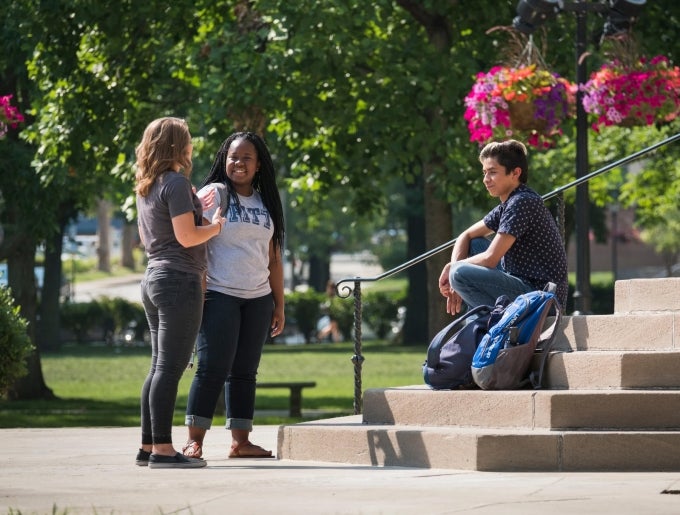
[140,267,203,445]
[449,237,534,309]
[185,290,274,432]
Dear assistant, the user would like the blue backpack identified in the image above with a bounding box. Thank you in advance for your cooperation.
[471,287,561,390]
[423,296,510,390]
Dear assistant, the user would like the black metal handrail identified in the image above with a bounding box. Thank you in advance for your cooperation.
[336,132,680,415]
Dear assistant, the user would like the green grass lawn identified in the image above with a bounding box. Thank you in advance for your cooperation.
[0,340,425,428]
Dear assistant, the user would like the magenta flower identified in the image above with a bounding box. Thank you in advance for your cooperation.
[0,94,25,139]
[580,55,680,131]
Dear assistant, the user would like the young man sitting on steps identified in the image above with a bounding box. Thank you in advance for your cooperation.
[438,139,568,314]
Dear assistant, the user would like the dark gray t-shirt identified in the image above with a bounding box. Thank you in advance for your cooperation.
[483,184,568,307]
[136,171,206,275]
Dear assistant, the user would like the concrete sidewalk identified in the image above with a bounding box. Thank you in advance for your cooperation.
[1,426,680,514]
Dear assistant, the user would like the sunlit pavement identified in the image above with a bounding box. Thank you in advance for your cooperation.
[2,425,680,515]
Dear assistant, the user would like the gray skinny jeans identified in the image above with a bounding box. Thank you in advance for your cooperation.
[140,267,203,445]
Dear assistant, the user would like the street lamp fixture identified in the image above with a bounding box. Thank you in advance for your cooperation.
[513,0,646,36]
[603,0,646,36]
[513,0,560,34]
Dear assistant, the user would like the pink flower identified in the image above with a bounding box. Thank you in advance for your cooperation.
[0,94,25,138]
[580,55,680,131]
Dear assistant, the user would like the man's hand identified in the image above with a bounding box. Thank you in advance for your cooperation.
[438,262,451,298]
[438,262,463,315]
[446,291,463,315]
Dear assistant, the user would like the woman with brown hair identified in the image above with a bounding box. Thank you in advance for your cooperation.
[134,117,225,469]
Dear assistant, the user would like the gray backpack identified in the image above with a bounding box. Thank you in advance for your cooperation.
[471,286,561,390]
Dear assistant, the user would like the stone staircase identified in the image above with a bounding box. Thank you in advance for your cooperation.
[276,277,680,471]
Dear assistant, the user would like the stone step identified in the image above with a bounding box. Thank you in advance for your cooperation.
[275,277,680,472]
[543,350,680,389]
[615,277,680,313]
[277,415,680,471]
[551,313,678,352]
[361,387,680,430]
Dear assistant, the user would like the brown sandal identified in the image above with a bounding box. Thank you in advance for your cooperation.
[182,440,203,459]
[229,440,274,459]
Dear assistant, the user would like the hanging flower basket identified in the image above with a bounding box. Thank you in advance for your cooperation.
[580,55,680,131]
[0,94,24,139]
[464,64,575,149]
[508,101,547,131]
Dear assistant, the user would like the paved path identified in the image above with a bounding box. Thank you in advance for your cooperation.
[71,252,385,304]
[72,273,145,304]
[2,425,680,515]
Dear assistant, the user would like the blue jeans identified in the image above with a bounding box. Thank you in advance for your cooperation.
[140,267,203,445]
[449,237,534,309]
[185,290,274,432]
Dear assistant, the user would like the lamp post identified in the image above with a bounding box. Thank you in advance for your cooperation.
[511,0,645,314]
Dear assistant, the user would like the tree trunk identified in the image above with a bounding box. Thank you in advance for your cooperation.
[402,207,429,345]
[422,162,453,341]
[6,235,55,400]
[7,350,56,400]
[308,253,330,293]
[394,3,455,340]
[401,177,429,346]
[121,221,137,270]
[37,227,65,351]
[97,198,111,272]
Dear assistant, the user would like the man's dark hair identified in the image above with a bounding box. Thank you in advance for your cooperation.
[479,140,529,184]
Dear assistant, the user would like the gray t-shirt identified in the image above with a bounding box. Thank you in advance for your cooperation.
[136,171,207,275]
[199,184,273,299]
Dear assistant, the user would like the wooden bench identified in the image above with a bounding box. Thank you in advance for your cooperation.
[257,381,317,417]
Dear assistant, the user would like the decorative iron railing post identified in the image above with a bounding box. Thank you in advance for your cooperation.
[350,280,364,414]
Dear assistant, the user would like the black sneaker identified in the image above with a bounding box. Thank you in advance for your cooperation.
[135,449,151,466]
[148,452,207,469]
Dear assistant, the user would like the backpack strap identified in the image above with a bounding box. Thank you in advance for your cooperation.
[529,296,562,389]
[211,182,230,217]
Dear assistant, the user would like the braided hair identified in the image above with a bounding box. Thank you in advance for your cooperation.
[200,132,285,252]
